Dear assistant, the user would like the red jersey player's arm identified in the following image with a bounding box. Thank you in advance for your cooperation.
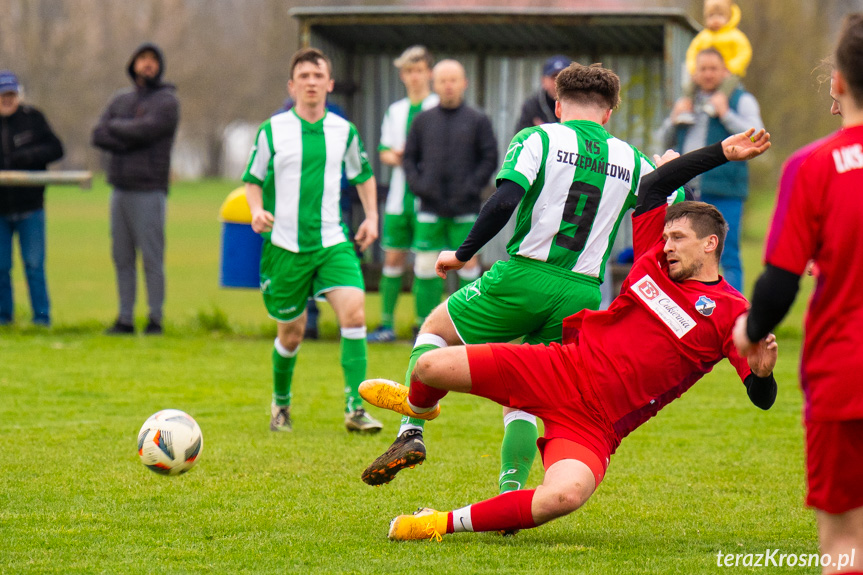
[632,131,770,260]
[632,206,667,260]
[724,318,778,410]
[747,146,825,342]
[631,142,728,259]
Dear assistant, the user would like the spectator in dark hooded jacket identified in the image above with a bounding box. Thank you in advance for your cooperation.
[92,43,179,335]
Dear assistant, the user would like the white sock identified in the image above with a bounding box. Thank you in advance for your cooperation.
[382,265,405,278]
[398,423,424,436]
[503,410,537,428]
[407,400,437,414]
[274,338,299,358]
[451,506,474,532]
[340,326,367,340]
[414,333,447,348]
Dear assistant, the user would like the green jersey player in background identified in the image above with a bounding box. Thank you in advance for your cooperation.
[362,62,683,492]
[368,46,439,343]
[243,48,383,434]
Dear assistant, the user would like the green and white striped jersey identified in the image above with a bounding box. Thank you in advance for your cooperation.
[378,94,439,215]
[497,119,655,282]
[242,109,373,253]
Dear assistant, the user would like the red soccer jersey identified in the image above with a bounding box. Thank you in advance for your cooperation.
[562,205,752,446]
[764,125,863,422]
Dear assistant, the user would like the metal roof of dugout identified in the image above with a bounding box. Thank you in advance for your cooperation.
[289,5,698,264]
[291,6,698,53]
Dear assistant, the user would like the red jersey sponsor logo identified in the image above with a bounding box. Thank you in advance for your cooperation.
[631,274,697,338]
[637,278,660,300]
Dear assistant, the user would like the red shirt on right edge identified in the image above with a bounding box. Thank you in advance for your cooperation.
[764,125,863,422]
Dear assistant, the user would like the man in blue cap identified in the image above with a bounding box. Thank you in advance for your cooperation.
[0,70,64,326]
[514,55,572,134]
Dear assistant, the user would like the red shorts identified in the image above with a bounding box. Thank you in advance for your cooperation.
[805,418,863,514]
[466,342,614,486]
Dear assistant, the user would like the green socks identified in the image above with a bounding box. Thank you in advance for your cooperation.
[499,416,538,493]
[398,336,446,432]
[272,339,298,407]
[379,272,403,328]
[413,276,443,327]
[340,328,368,413]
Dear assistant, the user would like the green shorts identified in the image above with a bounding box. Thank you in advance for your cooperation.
[446,256,601,345]
[381,210,416,251]
[413,213,477,252]
[260,241,364,322]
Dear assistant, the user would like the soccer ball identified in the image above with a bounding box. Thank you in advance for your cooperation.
[137,409,203,475]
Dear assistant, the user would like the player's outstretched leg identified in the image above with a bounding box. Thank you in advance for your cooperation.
[388,457,597,541]
[360,329,466,486]
[360,334,450,484]
[359,371,439,485]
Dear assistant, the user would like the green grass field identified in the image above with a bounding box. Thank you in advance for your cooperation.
[0,179,822,573]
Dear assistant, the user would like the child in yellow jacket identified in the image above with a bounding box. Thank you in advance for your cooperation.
[676,0,752,122]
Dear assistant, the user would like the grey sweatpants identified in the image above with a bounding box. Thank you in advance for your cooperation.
[110,190,166,324]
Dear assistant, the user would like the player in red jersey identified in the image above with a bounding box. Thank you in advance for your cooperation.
[734,15,863,575]
[359,129,776,540]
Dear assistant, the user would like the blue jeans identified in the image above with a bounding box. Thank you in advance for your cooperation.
[701,195,743,292]
[0,210,50,325]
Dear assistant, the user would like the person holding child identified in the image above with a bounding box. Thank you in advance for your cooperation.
[676,0,752,124]
[659,47,763,293]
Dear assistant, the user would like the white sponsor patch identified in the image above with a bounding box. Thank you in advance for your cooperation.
[631,274,696,338]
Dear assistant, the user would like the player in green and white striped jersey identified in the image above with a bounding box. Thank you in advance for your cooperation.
[243,48,382,435]
[361,62,684,491]
[368,46,439,343]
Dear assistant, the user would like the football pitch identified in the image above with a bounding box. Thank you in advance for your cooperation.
[0,179,819,573]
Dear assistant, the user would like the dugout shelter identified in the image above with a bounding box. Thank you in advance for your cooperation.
[290,5,699,265]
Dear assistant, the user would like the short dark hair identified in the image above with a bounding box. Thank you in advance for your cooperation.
[696,47,726,66]
[836,13,863,107]
[290,47,332,79]
[555,63,621,110]
[664,201,728,261]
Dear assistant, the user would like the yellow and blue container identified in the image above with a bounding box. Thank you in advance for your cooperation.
[219,187,262,288]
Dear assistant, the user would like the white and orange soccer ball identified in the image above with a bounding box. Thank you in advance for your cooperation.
[137,409,203,475]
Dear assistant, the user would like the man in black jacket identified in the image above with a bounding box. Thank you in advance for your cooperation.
[0,70,64,326]
[514,55,571,134]
[402,59,497,330]
[92,43,179,335]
